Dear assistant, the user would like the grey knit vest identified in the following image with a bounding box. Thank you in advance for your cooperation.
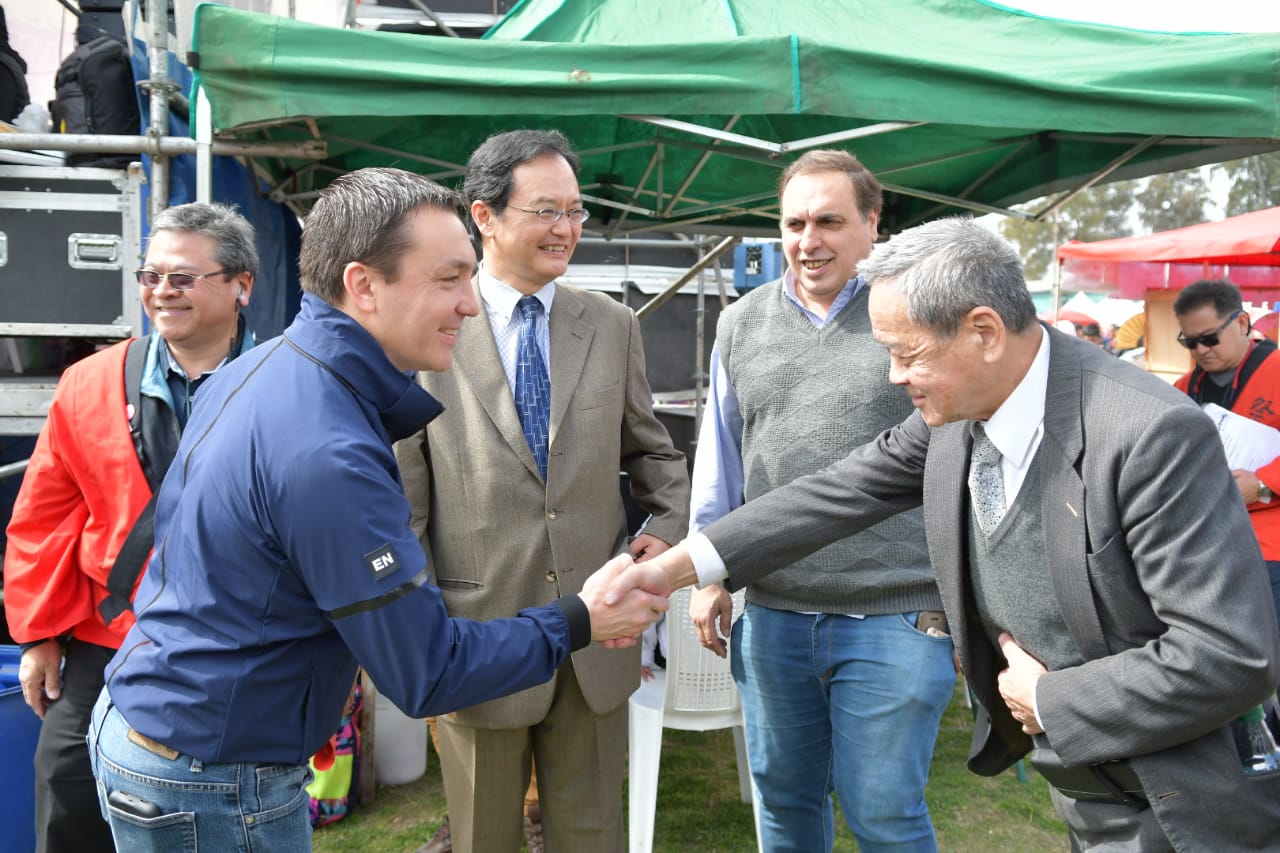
[966,452,1083,671]
[718,280,941,614]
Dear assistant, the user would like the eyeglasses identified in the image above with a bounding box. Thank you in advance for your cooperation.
[507,205,590,225]
[1177,309,1244,350]
[135,268,230,291]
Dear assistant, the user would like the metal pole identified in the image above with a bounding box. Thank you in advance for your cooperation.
[146,0,171,224]
[0,459,30,482]
[0,133,324,159]
[636,236,738,322]
[196,87,212,202]
[694,261,707,437]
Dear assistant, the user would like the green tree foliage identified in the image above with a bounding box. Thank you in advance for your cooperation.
[1214,153,1280,216]
[1136,170,1209,232]
[1000,181,1138,280]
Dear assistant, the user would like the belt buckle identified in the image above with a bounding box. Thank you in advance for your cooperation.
[127,727,180,761]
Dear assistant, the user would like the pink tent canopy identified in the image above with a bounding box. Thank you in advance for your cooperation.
[1056,206,1280,299]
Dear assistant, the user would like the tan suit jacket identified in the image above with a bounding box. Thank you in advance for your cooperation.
[395,282,689,728]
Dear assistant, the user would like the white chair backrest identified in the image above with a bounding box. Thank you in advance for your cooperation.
[663,587,746,714]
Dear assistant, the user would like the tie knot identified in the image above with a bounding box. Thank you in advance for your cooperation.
[971,424,1001,466]
[518,295,543,321]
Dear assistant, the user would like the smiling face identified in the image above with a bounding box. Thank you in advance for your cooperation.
[472,153,582,294]
[365,207,480,373]
[780,170,879,315]
[140,229,250,358]
[870,281,996,426]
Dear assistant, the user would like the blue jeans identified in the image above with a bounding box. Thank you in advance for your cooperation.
[731,604,955,853]
[87,690,314,852]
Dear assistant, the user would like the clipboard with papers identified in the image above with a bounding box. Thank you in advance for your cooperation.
[1201,403,1280,471]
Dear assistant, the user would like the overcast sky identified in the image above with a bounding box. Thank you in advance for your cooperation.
[992,0,1280,33]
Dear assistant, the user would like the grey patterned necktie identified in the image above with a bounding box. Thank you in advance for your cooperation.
[968,423,1006,535]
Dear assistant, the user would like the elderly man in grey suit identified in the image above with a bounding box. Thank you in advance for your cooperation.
[606,217,1280,851]
[395,129,689,853]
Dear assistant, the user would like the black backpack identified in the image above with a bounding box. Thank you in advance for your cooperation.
[53,36,140,167]
[0,45,28,122]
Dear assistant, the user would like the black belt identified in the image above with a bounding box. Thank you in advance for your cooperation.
[1029,742,1148,810]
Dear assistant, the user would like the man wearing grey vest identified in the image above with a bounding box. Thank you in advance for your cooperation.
[605,217,1280,851]
[689,150,954,852]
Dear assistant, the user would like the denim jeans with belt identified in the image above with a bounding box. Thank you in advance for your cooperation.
[731,603,956,853]
[87,690,313,852]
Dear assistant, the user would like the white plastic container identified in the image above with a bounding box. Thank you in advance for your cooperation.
[372,690,427,785]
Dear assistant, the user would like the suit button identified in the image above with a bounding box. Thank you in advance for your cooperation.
[544,570,557,583]
[546,510,558,520]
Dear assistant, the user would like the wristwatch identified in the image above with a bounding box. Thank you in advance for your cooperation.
[1259,480,1273,504]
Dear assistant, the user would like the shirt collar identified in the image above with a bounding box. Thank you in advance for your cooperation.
[478,265,556,321]
[781,269,863,325]
[982,324,1050,468]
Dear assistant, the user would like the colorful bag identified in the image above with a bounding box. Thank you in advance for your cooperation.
[307,677,363,827]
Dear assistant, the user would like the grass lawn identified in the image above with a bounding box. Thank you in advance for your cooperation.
[311,681,1068,852]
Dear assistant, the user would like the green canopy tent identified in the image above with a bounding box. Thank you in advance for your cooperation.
[189,0,1280,236]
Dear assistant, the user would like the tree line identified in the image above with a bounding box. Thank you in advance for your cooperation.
[1000,153,1280,280]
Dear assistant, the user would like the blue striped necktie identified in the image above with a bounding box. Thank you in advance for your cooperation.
[515,295,551,478]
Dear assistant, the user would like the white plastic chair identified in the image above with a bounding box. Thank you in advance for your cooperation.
[628,587,760,853]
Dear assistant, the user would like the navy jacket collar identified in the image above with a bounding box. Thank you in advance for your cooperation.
[284,293,444,442]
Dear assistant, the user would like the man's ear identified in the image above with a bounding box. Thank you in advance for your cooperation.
[967,306,1007,363]
[342,261,378,313]
[471,200,496,238]
[234,272,254,306]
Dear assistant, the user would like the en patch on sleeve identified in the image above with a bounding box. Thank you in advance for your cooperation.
[363,543,399,580]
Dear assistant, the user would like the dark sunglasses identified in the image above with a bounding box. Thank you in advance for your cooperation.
[134,268,230,291]
[1177,309,1244,350]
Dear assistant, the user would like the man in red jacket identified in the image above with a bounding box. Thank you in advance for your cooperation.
[3,202,257,853]
[1174,278,1280,628]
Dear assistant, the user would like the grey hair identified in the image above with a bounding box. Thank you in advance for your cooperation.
[299,167,468,305]
[149,202,258,277]
[858,217,1037,338]
[463,129,580,213]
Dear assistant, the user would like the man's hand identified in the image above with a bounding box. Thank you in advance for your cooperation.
[1232,469,1265,504]
[629,532,672,562]
[19,640,64,719]
[997,632,1047,735]
[690,584,733,658]
[580,553,669,647]
[603,540,701,608]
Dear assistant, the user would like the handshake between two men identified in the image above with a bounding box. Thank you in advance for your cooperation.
[582,542,698,648]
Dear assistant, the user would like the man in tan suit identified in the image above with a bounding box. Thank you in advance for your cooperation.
[396,129,690,853]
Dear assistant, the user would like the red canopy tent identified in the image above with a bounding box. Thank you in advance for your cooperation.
[1057,206,1280,300]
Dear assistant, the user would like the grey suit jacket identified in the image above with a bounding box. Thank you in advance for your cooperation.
[395,282,689,728]
[703,328,1280,850]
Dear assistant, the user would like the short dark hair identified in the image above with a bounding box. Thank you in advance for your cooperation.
[299,167,468,305]
[777,150,883,222]
[463,129,581,213]
[1173,279,1243,318]
[149,202,258,277]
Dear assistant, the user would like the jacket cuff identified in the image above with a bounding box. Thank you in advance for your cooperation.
[551,595,592,652]
[18,637,60,655]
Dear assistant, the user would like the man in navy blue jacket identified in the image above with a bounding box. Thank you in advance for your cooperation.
[87,168,664,852]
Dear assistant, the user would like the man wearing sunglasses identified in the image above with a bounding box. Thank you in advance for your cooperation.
[396,129,689,853]
[1174,278,1280,628]
[3,202,257,853]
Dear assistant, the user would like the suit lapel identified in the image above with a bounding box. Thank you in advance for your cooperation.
[1039,332,1111,662]
[453,282,542,480]
[931,422,1009,748]
[927,424,974,666]
[547,286,594,443]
